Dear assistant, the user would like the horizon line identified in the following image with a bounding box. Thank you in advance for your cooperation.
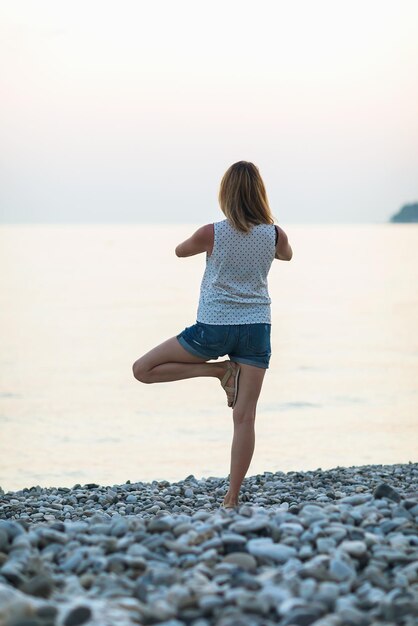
[0,219,407,226]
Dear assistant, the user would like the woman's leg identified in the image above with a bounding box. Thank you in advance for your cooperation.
[223,363,266,506]
[132,336,229,384]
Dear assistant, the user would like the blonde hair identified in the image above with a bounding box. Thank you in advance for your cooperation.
[218,161,275,233]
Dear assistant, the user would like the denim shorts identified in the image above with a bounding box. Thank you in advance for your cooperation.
[176,321,271,369]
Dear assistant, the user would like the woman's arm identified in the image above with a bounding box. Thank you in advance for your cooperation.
[175,224,214,257]
[275,225,293,261]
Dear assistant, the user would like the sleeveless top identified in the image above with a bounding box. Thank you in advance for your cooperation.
[196,219,277,325]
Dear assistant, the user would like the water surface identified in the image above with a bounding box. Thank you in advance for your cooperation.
[0,223,417,491]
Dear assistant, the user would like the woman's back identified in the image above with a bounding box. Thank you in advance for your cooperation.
[197,218,277,325]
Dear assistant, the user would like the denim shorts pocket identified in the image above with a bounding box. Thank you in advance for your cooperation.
[247,324,271,355]
[195,322,230,349]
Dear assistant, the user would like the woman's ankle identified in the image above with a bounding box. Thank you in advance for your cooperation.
[223,491,239,506]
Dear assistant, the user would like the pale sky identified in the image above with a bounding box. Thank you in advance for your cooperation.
[1,0,417,224]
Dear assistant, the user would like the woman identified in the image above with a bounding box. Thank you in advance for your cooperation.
[132,161,293,509]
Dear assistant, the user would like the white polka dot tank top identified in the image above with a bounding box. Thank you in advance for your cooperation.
[196,218,277,325]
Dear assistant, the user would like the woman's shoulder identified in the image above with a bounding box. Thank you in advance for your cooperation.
[274,223,288,238]
[198,222,215,248]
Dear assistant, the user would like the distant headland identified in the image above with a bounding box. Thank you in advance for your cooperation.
[390,202,418,223]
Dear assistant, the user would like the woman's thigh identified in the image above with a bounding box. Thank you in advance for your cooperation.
[133,336,209,373]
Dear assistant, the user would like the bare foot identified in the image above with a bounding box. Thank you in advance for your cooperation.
[222,487,239,507]
[222,496,239,508]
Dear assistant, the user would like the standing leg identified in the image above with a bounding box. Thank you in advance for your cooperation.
[223,363,266,507]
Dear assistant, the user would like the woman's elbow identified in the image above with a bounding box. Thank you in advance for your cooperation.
[275,246,293,261]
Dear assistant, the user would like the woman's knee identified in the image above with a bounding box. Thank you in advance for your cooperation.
[132,359,152,383]
[232,408,256,425]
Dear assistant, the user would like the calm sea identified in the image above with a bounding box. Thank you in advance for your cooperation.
[1,224,417,492]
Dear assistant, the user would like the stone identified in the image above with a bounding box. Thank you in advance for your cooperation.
[279,522,305,535]
[229,516,269,533]
[0,529,9,552]
[0,520,25,541]
[88,523,110,536]
[63,605,92,626]
[0,561,26,586]
[309,616,342,626]
[35,604,58,620]
[329,558,356,581]
[247,538,297,563]
[109,519,128,537]
[278,597,309,615]
[299,544,314,559]
[8,617,41,626]
[299,577,317,600]
[0,582,37,623]
[316,538,337,553]
[339,494,372,506]
[36,527,68,545]
[10,534,32,550]
[317,581,340,608]
[150,598,178,620]
[148,517,174,533]
[380,589,418,621]
[338,540,367,558]
[234,590,270,614]
[79,573,96,589]
[198,594,223,613]
[301,555,330,580]
[282,607,324,626]
[337,606,372,626]
[61,550,85,573]
[172,522,194,537]
[222,552,257,572]
[21,574,55,598]
[373,483,402,502]
[220,532,247,547]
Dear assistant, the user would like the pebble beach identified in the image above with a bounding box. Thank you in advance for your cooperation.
[0,463,417,626]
